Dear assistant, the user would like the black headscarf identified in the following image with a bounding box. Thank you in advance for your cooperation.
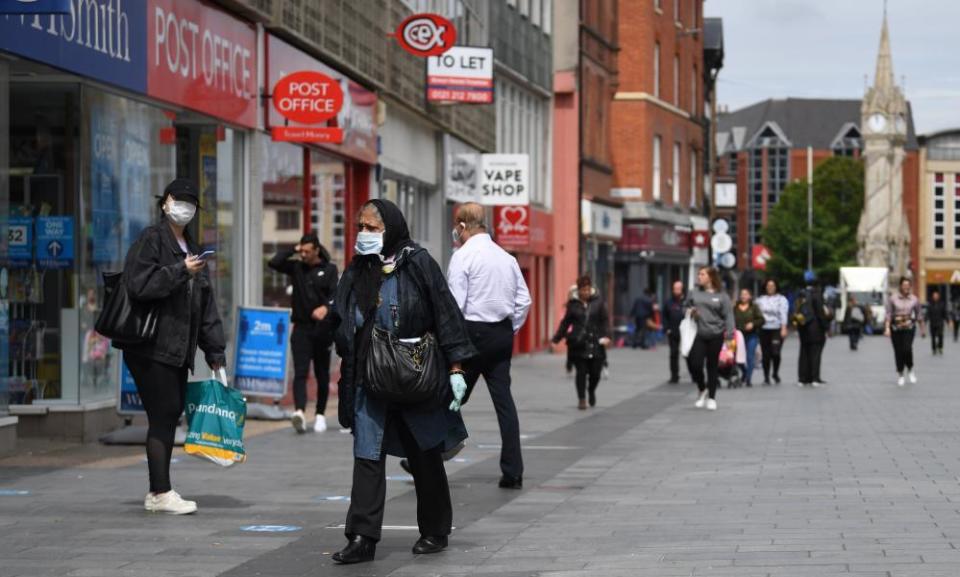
[352,199,415,317]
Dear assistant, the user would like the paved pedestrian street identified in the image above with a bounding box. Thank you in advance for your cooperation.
[2,334,960,576]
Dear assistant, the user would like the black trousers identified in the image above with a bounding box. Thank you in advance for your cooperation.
[891,329,915,373]
[848,328,862,350]
[463,319,523,480]
[345,413,451,541]
[574,356,603,401]
[798,340,824,384]
[667,331,681,381]
[687,334,723,399]
[291,324,332,413]
[931,324,944,352]
[125,354,188,494]
[954,321,959,342]
[759,329,783,381]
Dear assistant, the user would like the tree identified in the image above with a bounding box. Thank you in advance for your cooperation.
[761,156,864,289]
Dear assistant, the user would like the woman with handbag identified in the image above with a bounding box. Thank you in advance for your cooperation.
[734,288,765,387]
[686,266,735,411]
[329,199,476,565]
[551,275,611,410]
[112,179,226,515]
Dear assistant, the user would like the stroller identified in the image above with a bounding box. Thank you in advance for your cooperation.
[718,330,745,389]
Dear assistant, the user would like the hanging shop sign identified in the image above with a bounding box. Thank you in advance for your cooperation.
[478,154,529,206]
[427,46,494,104]
[581,200,623,241]
[752,244,772,271]
[0,0,71,14]
[148,0,258,128]
[271,70,344,143]
[267,35,378,163]
[494,206,530,248]
[691,229,710,250]
[394,13,456,57]
[618,223,691,255]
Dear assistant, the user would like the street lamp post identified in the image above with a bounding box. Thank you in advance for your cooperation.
[807,145,813,275]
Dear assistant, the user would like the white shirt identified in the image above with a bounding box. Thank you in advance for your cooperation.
[447,233,531,332]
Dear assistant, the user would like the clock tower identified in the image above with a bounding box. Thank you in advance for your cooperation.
[857,11,910,278]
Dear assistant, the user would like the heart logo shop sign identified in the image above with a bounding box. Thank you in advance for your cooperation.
[271,71,345,143]
[394,13,456,57]
[494,205,530,247]
[478,154,529,206]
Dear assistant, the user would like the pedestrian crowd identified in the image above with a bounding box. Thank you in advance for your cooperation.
[101,177,950,565]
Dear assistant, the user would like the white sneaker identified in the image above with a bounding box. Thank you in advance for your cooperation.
[897,374,905,387]
[909,370,918,384]
[694,391,707,409]
[705,398,717,411]
[145,490,197,515]
[313,414,327,433]
[291,410,306,434]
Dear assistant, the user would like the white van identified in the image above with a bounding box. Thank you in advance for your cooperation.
[839,267,889,332]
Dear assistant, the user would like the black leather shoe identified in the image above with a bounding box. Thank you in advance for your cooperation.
[412,535,448,555]
[332,535,376,564]
[399,458,412,475]
[498,475,523,489]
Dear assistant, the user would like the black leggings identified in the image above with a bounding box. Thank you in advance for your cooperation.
[125,355,188,494]
[891,329,915,373]
[759,329,783,381]
[573,357,603,400]
[687,334,724,399]
[291,325,332,413]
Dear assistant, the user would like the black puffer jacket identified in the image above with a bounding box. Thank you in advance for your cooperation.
[552,295,610,360]
[113,219,226,371]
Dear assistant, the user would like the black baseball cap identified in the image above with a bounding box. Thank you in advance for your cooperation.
[163,178,201,208]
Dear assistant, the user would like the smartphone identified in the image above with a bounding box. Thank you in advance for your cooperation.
[197,250,216,260]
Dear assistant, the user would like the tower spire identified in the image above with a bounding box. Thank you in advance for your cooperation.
[873,9,894,91]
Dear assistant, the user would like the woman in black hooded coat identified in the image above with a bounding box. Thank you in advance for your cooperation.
[329,199,476,564]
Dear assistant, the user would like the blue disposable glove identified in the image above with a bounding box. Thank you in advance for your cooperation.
[449,373,467,412]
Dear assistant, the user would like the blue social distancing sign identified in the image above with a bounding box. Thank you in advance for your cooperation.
[233,307,291,398]
[36,216,73,269]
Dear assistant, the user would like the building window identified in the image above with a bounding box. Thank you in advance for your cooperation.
[276,209,300,230]
[653,135,662,201]
[674,0,680,24]
[832,126,862,157]
[690,148,698,208]
[519,0,529,17]
[728,151,738,175]
[691,66,697,115]
[532,0,541,27]
[933,172,945,250]
[654,43,661,98]
[543,0,552,34]
[954,174,960,250]
[655,0,662,11]
[672,142,681,204]
[747,127,789,247]
[673,55,680,106]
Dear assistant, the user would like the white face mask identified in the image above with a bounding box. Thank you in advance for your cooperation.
[164,199,196,226]
[355,231,384,255]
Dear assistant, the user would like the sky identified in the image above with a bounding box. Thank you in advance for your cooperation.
[704,0,960,135]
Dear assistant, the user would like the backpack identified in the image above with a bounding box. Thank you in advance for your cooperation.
[793,297,815,327]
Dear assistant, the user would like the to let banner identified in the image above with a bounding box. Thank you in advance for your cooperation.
[427,46,493,104]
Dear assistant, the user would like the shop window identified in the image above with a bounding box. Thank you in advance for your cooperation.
[381,176,433,244]
[261,141,305,308]
[310,149,347,269]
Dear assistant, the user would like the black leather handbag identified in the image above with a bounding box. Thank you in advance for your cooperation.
[362,327,441,404]
[95,271,160,344]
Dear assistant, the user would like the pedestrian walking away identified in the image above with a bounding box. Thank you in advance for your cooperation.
[329,199,476,565]
[885,277,925,386]
[443,202,531,489]
[630,289,654,349]
[113,179,226,515]
[952,300,960,342]
[842,295,869,351]
[925,289,947,355]
[734,288,764,387]
[685,266,735,411]
[268,233,339,434]
[793,282,830,387]
[663,280,686,383]
[552,276,611,411]
[755,278,789,385]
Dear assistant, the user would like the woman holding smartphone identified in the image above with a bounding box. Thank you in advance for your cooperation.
[114,179,226,515]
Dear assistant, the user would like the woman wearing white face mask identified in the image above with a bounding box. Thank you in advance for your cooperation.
[113,179,226,515]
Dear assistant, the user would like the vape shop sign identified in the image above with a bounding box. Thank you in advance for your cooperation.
[427,46,493,104]
[478,154,529,206]
[271,70,344,143]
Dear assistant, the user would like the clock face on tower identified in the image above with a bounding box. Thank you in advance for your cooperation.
[868,113,887,132]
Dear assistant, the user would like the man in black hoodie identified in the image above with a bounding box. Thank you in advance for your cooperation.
[662,281,686,383]
[926,289,947,355]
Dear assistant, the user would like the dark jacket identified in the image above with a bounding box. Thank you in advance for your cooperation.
[267,248,338,332]
[796,288,828,344]
[552,295,610,360]
[331,246,477,431]
[926,300,948,328]
[734,303,765,336]
[113,220,226,371]
[662,295,686,334]
[630,294,653,321]
[843,304,868,330]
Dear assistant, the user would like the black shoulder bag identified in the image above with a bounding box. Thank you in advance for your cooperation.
[94,242,160,344]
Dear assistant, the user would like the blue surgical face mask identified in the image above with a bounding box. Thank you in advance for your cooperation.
[355,231,384,255]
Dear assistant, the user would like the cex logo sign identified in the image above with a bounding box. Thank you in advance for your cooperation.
[393,13,456,57]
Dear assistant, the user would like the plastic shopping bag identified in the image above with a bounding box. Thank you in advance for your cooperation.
[184,368,247,467]
[679,311,697,358]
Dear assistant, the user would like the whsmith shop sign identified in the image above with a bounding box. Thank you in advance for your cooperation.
[0,0,258,127]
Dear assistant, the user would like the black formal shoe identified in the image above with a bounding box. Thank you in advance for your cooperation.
[412,535,448,555]
[399,458,412,475]
[332,535,376,564]
[669,377,680,384]
[498,475,523,489]
[588,391,597,407]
